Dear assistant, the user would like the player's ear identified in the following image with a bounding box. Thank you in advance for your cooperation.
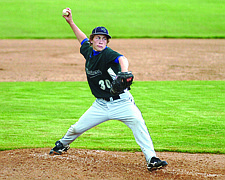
[89,34,94,45]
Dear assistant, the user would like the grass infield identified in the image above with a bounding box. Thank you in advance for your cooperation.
[0,81,224,154]
[0,0,224,38]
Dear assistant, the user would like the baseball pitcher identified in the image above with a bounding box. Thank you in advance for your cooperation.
[49,8,168,171]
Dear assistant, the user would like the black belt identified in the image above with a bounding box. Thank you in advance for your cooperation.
[103,95,120,101]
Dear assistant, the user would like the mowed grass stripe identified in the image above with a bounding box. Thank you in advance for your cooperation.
[0,81,224,153]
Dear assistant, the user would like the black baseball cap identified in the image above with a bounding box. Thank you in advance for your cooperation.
[91,26,111,39]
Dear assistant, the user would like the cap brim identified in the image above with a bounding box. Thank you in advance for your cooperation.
[92,33,111,39]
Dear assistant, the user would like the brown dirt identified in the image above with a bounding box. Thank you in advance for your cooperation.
[0,39,225,179]
[1,39,224,81]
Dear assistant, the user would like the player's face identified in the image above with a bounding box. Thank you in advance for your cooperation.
[91,35,108,51]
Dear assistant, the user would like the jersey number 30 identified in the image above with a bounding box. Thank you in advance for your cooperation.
[99,79,111,90]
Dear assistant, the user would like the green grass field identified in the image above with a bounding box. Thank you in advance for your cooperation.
[1,81,224,153]
[0,0,224,38]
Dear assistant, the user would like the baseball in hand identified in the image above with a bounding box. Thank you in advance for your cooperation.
[62,9,69,16]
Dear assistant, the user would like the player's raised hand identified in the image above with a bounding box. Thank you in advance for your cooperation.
[62,8,73,24]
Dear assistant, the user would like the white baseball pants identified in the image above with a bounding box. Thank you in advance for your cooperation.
[60,91,156,163]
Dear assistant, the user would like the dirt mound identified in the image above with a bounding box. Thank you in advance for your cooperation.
[1,148,224,180]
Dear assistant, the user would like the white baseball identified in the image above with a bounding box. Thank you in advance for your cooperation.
[62,9,69,16]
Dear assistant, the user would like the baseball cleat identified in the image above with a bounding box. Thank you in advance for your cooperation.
[49,141,70,155]
[147,157,168,171]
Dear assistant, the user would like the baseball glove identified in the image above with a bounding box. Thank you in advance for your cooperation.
[110,71,134,95]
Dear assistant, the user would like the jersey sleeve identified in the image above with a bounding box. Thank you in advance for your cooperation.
[81,38,89,45]
[80,40,92,60]
[114,55,123,63]
[104,47,122,64]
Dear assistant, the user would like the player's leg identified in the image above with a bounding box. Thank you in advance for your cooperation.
[60,99,109,145]
[49,99,109,155]
[109,98,156,160]
[121,104,168,171]
[109,93,167,170]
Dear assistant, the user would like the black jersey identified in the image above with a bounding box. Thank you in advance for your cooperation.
[80,40,122,98]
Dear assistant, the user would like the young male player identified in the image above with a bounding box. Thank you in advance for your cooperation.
[49,8,168,171]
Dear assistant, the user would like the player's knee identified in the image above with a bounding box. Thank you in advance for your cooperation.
[70,124,85,134]
[68,124,77,134]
